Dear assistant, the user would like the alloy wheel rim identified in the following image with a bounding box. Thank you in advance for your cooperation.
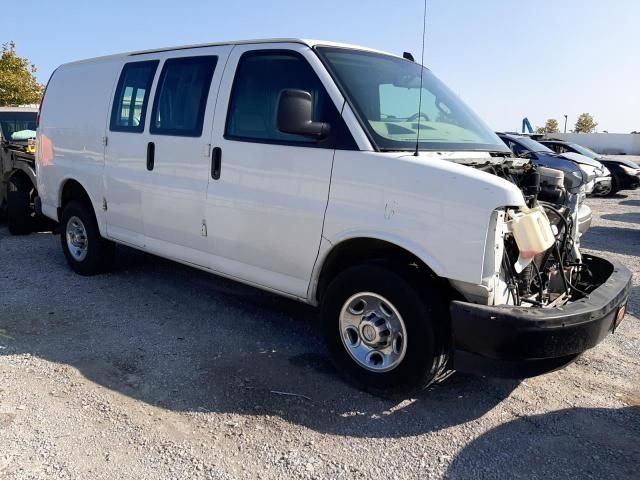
[598,183,612,196]
[339,292,408,372]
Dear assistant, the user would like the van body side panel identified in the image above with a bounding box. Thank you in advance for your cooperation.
[36,59,122,227]
[205,44,341,297]
[322,150,526,286]
[142,46,233,267]
[103,57,159,247]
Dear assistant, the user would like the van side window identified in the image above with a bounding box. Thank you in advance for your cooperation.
[225,51,336,145]
[110,60,159,133]
[150,56,217,137]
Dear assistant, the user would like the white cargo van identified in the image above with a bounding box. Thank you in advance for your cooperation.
[37,39,631,395]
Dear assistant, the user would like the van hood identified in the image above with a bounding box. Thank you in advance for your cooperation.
[407,150,529,168]
[394,151,527,208]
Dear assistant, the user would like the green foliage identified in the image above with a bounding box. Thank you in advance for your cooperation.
[536,118,560,134]
[574,113,598,134]
[0,41,44,107]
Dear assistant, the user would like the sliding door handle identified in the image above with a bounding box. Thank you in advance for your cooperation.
[211,147,222,180]
[146,142,155,171]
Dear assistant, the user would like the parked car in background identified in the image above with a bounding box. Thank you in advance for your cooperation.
[0,107,39,234]
[541,140,640,196]
[498,133,611,196]
[36,39,631,395]
[497,132,592,235]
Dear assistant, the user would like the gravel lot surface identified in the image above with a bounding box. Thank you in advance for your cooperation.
[1,182,638,479]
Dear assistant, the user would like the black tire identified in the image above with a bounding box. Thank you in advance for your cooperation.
[321,262,448,397]
[7,176,34,235]
[605,178,619,197]
[60,200,115,276]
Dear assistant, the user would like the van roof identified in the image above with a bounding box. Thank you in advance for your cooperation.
[60,39,398,67]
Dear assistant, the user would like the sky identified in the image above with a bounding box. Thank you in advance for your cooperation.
[4,0,639,133]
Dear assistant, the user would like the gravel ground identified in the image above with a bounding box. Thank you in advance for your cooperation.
[1,183,639,479]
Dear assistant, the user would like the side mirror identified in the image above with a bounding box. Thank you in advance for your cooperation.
[276,89,330,139]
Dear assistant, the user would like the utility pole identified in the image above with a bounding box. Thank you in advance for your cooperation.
[564,115,568,134]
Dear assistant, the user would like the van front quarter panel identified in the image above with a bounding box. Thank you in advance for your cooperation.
[321,150,526,286]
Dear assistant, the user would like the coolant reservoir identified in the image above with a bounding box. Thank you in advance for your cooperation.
[508,207,555,272]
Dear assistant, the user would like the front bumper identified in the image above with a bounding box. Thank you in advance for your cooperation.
[592,176,612,194]
[577,203,592,236]
[450,255,632,377]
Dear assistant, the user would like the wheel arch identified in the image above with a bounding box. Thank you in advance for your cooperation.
[7,168,33,186]
[311,235,447,305]
[58,178,96,221]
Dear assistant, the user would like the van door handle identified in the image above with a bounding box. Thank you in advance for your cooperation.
[211,147,222,180]
[146,142,155,171]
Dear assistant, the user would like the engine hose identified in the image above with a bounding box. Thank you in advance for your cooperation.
[532,261,544,303]
[554,242,590,298]
[502,248,521,306]
[539,202,591,298]
[554,243,571,297]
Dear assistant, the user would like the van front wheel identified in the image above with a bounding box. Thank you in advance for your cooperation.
[60,201,114,276]
[321,262,448,396]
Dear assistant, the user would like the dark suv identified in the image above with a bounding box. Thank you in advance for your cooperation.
[541,140,640,196]
[0,107,38,234]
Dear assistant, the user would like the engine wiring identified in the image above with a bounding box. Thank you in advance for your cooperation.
[540,203,590,299]
[502,201,590,307]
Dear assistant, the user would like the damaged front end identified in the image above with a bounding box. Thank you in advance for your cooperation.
[456,157,594,308]
[449,157,632,377]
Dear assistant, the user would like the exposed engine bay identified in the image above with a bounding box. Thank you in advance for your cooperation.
[475,157,594,308]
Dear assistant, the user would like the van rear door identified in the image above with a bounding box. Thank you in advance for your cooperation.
[142,47,232,266]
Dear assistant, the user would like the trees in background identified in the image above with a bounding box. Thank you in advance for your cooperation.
[536,118,560,134]
[574,113,598,133]
[0,41,43,106]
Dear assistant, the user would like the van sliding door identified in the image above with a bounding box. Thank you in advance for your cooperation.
[141,47,232,266]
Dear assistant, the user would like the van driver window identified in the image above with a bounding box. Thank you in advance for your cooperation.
[110,60,159,133]
[225,51,333,144]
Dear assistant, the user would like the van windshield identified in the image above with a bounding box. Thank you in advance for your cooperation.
[317,47,508,152]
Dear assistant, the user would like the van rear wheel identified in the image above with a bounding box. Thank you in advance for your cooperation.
[7,176,34,235]
[321,262,448,397]
[60,201,114,276]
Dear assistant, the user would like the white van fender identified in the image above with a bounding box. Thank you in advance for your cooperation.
[56,175,107,236]
[314,150,527,302]
[307,231,445,305]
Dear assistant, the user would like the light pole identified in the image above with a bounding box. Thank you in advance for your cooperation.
[564,115,568,134]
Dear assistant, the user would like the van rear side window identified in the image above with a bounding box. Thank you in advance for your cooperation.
[150,56,218,137]
[110,60,159,133]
